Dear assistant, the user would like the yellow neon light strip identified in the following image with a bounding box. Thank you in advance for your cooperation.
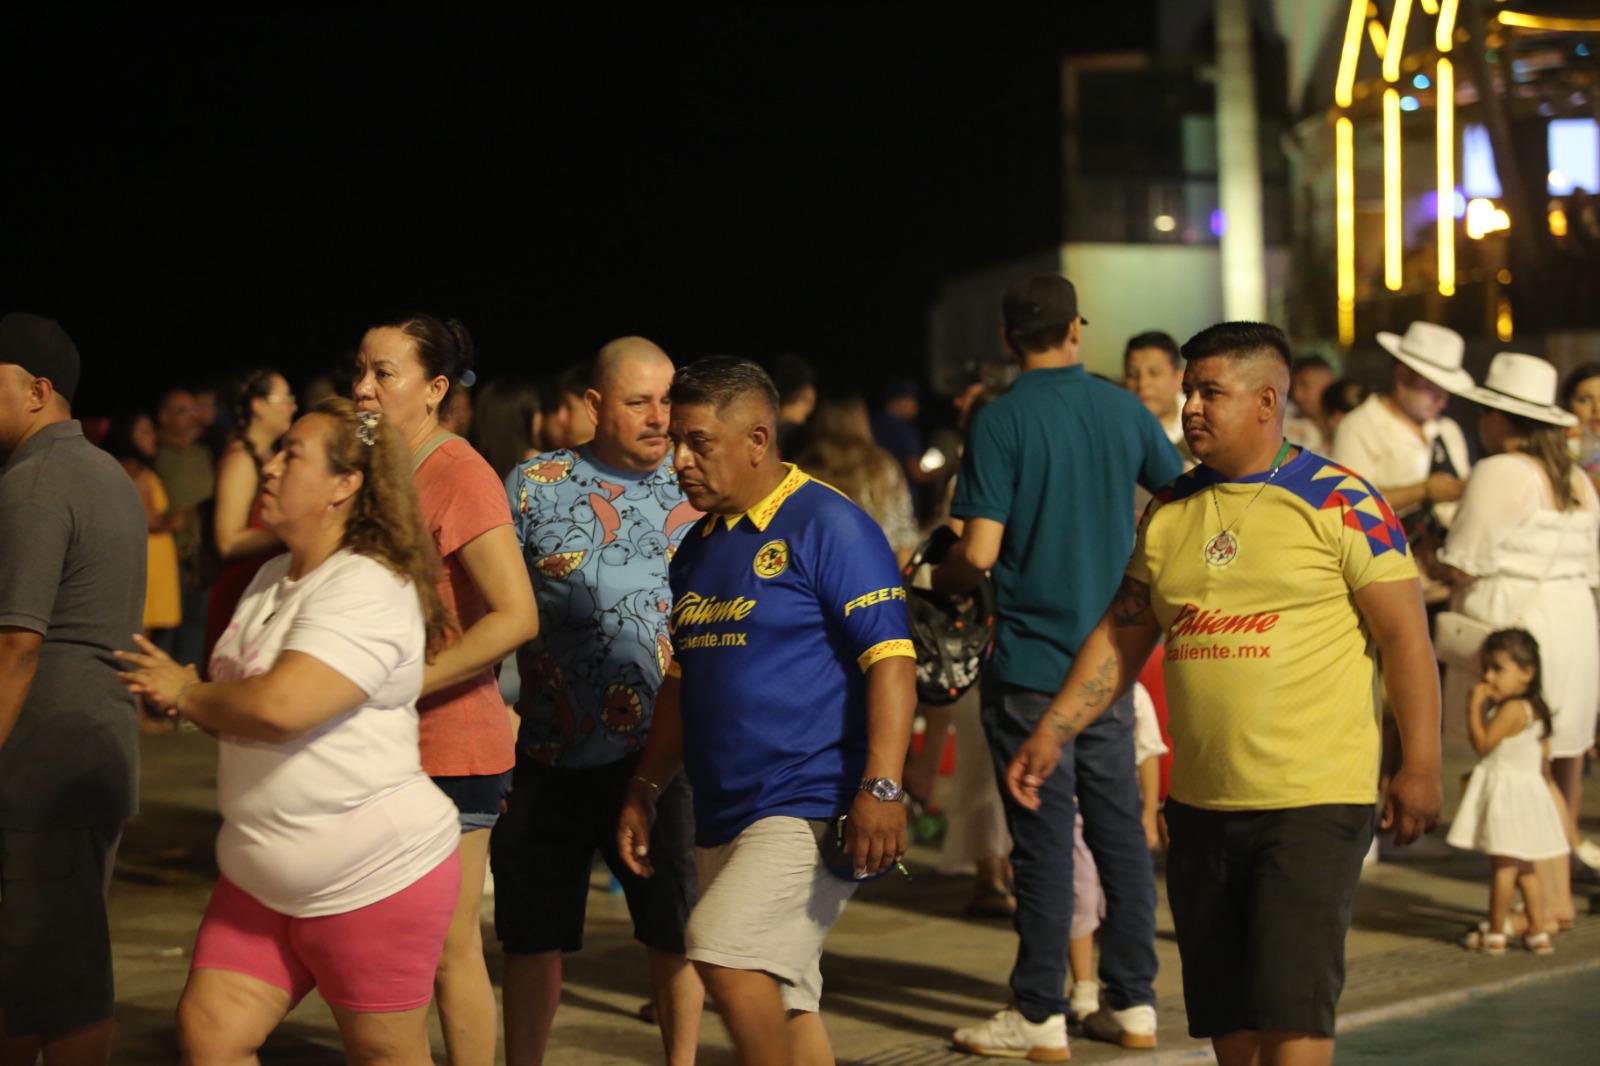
[1436,58,1455,296]
[1385,89,1402,291]
[1336,0,1366,108]
[1368,19,1389,56]
[1383,0,1413,83]
[1436,0,1459,52]
[1336,117,1356,345]
[1419,0,1438,15]
[1496,12,1600,32]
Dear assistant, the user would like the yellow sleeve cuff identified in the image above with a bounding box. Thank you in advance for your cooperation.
[857,639,916,672]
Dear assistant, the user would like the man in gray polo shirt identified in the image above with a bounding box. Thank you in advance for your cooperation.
[0,313,144,1066]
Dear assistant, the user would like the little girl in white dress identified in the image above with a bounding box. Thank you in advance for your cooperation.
[1447,629,1571,955]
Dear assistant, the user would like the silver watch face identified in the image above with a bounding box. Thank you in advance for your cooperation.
[865,777,901,802]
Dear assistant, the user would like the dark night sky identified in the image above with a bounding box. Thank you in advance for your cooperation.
[1,10,1156,414]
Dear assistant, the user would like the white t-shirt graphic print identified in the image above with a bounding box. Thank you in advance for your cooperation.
[208,549,459,917]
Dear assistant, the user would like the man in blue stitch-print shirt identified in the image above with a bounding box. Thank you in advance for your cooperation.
[492,338,705,1063]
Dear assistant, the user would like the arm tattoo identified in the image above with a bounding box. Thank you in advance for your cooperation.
[1050,653,1117,743]
[1110,577,1153,628]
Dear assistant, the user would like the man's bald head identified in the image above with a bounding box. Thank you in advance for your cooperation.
[594,336,672,394]
[583,336,675,473]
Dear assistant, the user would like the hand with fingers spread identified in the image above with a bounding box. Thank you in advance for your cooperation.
[113,634,199,714]
[1005,730,1064,811]
[845,791,907,880]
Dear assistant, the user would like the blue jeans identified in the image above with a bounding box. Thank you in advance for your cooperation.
[982,679,1158,1021]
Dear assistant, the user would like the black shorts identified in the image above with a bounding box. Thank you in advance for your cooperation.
[0,824,121,1035]
[490,754,697,956]
[1164,800,1374,1039]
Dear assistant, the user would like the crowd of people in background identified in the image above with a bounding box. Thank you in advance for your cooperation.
[2,285,1598,1066]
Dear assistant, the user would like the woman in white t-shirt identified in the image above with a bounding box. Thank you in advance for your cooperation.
[118,398,461,1064]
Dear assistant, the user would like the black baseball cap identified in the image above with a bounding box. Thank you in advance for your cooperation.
[0,313,81,402]
[1002,274,1087,334]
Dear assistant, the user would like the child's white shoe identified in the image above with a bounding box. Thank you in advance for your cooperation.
[1069,979,1100,1022]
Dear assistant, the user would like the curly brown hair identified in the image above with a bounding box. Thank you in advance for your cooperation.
[311,397,456,657]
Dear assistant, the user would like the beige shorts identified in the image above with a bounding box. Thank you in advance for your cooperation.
[685,816,857,1013]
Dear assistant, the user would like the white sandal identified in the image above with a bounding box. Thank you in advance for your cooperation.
[1462,920,1509,955]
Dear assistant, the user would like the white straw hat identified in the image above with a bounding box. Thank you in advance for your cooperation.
[1375,321,1476,395]
[1464,353,1578,427]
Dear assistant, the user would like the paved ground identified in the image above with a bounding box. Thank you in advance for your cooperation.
[107,711,1600,1064]
[1337,964,1600,1064]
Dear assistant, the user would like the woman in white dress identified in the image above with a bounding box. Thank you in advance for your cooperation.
[1437,353,1599,929]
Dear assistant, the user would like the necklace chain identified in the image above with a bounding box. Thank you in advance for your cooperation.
[1208,440,1294,539]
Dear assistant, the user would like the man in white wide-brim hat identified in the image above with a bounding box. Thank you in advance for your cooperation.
[1331,322,1475,533]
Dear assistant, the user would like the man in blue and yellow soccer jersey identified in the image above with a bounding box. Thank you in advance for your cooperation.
[1008,322,1443,1066]
[617,357,916,1066]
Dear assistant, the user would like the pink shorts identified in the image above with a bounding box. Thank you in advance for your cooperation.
[191,854,460,1012]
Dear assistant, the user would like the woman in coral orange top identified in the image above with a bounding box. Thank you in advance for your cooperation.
[352,311,538,1066]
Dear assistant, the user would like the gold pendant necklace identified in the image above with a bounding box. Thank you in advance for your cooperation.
[1203,441,1292,568]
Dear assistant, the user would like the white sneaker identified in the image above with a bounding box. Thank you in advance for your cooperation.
[952,1007,1070,1062]
[1574,838,1600,870]
[1068,979,1100,1022]
[1082,1003,1158,1049]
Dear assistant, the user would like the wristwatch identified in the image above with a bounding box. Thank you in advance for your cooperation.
[859,776,906,803]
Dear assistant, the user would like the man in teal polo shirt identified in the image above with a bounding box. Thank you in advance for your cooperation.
[617,357,917,1066]
[937,275,1183,1059]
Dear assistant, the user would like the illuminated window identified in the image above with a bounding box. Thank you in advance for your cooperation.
[1547,119,1599,194]
[1461,124,1502,198]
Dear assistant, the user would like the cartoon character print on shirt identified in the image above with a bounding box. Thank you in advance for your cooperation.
[517,453,697,761]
